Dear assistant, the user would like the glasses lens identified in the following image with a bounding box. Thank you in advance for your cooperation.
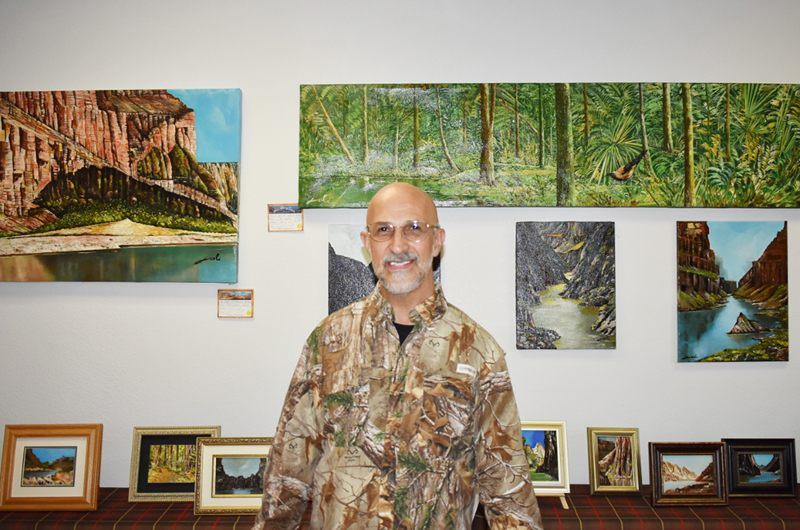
[369,223,394,241]
[402,221,430,242]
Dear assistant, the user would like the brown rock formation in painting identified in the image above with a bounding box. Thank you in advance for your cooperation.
[0,90,236,233]
[735,222,788,309]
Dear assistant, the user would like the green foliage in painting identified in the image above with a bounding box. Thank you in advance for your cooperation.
[299,83,800,208]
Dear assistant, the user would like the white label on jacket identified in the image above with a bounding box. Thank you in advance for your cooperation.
[456,363,477,379]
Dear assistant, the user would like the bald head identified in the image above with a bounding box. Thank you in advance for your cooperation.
[366,182,439,227]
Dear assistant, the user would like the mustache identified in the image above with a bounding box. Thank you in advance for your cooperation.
[382,252,419,266]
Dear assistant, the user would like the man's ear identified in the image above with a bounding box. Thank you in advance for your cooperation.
[360,231,371,258]
[432,228,445,257]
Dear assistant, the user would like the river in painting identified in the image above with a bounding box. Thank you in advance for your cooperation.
[529,283,614,349]
[678,296,776,361]
[0,244,237,282]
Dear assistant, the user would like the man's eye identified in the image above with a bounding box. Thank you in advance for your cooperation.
[376,225,392,233]
[407,223,423,232]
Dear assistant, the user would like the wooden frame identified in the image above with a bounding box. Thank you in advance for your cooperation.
[194,437,273,515]
[520,421,570,495]
[649,442,728,506]
[722,438,797,497]
[0,423,103,511]
[128,426,221,502]
[587,427,641,494]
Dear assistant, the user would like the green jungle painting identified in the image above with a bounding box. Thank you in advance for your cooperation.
[0,89,240,282]
[300,83,800,208]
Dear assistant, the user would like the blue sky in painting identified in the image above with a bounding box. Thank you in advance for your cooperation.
[168,89,241,163]
[221,457,261,477]
[521,429,547,447]
[30,447,76,463]
[707,221,784,282]
[662,454,712,475]
[753,453,776,466]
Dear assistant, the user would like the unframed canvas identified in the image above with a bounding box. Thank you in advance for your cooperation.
[677,221,787,362]
[0,89,241,282]
[299,83,800,209]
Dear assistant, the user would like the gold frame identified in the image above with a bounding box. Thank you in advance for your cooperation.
[128,426,221,502]
[520,421,570,495]
[587,427,641,494]
[0,423,103,511]
[194,437,273,515]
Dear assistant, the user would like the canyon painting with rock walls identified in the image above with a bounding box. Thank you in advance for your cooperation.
[0,89,241,282]
[516,221,615,349]
[677,221,787,362]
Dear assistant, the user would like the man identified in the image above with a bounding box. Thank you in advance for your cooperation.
[255,183,542,530]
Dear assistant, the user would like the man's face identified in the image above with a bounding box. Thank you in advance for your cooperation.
[361,188,444,298]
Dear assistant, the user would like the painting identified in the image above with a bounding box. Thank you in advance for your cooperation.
[0,89,241,282]
[0,424,102,511]
[722,438,797,497]
[649,442,728,506]
[516,221,615,349]
[299,83,800,209]
[128,426,221,502]
[328,224,441,314]
[677,221,787,362]
[586,428,641,494]
[520,421,569,495]
[194,437,272,515]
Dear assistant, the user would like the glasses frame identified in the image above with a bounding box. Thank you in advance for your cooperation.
[365,221,440,243]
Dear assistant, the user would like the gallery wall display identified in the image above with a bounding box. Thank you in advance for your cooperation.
[516,221,615,349]
[194,437,273,515]
[722,438,797,497]
[0,89,241,282]
[128,426,221,502]
[649,442,728,506]
[328,224,441,314]
[586,427,641,495]
[520,421,570,496]
[0,424,103,511]
[299,83,800,209]
[677,221,788,362]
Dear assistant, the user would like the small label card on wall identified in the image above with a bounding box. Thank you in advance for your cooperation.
[218,289,254,318]
[268,204,304,232]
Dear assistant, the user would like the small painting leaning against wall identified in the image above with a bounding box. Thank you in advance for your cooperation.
[677,221,788,362]
[516,221,615,349]
[299,83,800,209]
[0,89,241,282]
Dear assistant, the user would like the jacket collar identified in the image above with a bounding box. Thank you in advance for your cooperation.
[367,283,448,328]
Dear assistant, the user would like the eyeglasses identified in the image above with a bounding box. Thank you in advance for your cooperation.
[366,221,440,242]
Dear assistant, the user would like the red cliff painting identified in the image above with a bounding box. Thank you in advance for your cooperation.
[677,221,787,362]
[0,89,240,282]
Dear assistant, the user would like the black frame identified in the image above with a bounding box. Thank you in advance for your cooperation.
[722,438,797,497]
[649,442,728,506]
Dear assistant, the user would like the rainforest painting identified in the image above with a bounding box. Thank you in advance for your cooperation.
[300,83,800,208]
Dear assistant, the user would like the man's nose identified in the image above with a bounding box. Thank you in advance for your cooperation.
[388,226,409,253]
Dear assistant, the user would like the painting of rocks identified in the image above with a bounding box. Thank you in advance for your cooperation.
[516,221,615,349]
[595,435,636,488]
[661,454,717,496]
[0,89,240,282]
[213,456,265,496]
[677,221,787,362]
[328,224,441,314]
[300,83,800,209]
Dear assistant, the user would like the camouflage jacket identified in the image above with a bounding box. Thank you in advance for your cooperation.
[254,285,542,530]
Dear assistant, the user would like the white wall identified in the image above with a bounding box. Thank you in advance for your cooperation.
[1,0,799,487]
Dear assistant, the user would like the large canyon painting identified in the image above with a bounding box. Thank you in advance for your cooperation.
[0,89,240,282]
[677,221,788,362]
[299,83,800,209]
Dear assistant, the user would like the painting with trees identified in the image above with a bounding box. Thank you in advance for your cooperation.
[300,83,800,208]
[148,444,197,484]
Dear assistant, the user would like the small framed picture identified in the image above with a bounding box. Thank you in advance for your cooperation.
[587,427,641,494]
[194,437,273,515]
[128,426,221,502]
[722,438,797,497]
[649,442,728,506]
[520,421,570,495]
[0,424,103,511]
